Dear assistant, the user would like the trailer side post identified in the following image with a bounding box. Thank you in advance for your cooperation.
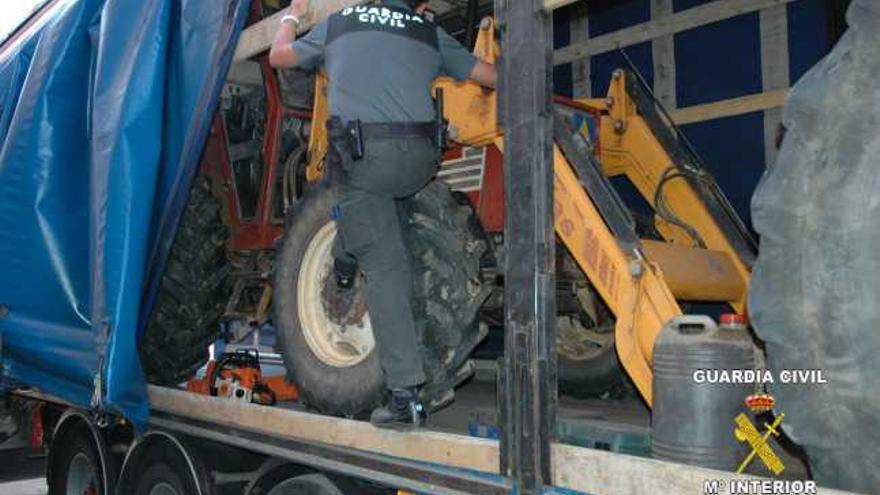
[497,0,557,491]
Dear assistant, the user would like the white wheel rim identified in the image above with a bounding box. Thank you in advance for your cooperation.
[65,452,97,495]
[556,316,614,361]
[148,482,181,495]
[297,221,375,367]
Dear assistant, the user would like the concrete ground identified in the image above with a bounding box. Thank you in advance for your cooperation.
[0,447,46,495]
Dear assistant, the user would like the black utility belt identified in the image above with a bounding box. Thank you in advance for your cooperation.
[360,121,437,139]
[327,117,442,162]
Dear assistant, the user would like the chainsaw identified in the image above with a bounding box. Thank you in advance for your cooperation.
[186,349,297,405]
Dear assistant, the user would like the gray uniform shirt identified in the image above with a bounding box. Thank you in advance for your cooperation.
[291,0,478,123]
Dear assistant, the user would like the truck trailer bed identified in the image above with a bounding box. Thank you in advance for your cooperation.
[142,384,853,495]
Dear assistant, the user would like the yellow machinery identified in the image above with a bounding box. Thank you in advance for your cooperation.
[302,18,755,405]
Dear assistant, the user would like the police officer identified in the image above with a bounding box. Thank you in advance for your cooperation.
[270,0,495,427]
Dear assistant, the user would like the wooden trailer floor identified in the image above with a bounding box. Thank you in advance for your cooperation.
[146,369,848,495]
[13,384,855,495]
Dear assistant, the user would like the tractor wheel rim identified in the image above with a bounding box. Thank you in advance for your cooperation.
[297,221,375,367]
[66,452,98,495]
[556,316,614,361]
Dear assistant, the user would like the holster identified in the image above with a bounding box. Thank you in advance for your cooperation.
[327,116,364,173]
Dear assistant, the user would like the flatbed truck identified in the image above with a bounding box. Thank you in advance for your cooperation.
[0,1,869,494]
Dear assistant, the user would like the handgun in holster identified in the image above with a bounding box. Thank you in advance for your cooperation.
[326,117,365,179]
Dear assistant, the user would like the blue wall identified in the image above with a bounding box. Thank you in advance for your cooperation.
[553,0,835,229]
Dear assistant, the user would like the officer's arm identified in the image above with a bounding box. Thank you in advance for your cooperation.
[269,20,299,68]
[438,28,495,88]
[269,0,327,69]
[469,61,496,89]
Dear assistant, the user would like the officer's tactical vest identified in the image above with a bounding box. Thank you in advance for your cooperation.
[328,5,439,51]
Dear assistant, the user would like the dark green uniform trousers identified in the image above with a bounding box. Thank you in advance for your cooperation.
[334,136,439,389]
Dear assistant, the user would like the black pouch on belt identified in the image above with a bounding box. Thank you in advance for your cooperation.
[327,117,365,174]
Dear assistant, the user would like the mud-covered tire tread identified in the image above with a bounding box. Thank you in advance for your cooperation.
[558,343,629,399]
[140,176,230,385]
[400,181,490,394]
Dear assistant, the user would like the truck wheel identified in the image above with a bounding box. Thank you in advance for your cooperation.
[273,181,488,415]
[140,176,230,385]
[247,463,343,495]
[133,463,190,495]
[265,474,344,495]
[47,415,112,495]
[556,316,626,398]
[51,435,102,495]
[118,433,213,495]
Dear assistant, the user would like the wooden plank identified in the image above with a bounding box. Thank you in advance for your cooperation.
[234,0,366,61]
[651,0,676,109]
[552,444,860,495]
[759,5,790,166]
[543,0,580,11]
[554,0,797,66]
[569,3,591,98]
[667,88,789,126]
[12,388,73,407]
[148,385,499,472]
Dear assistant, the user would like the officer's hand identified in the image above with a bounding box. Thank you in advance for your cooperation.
[289,0,310,19]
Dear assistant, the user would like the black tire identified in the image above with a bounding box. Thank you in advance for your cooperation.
[265,474,344,495]
[557,335,626,399]
[140,176,230,385]
[134,463,189,495]
[273,181,488,416]
[245,461,309,495]
[118,436,213,495]
[554,253,627,399]
[400,181,491,405]
[48,422,107,495]
[249,466,344,495]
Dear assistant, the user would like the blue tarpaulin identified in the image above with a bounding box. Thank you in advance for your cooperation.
[0,0,250,430]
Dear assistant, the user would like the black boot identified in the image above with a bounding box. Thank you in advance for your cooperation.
[370,387,427,428]
[333,257,358,289]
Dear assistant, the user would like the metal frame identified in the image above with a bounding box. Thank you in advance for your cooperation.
[496,0,557,492]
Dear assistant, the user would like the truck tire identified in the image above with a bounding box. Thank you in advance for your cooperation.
[118,433,214,495]
[49,433,103,495]
[133,463,190,495]
[273,181,488,416]
[47,415,112,495]
[140,176,230,385]
[265,474,344,495]
[250,467,344,495]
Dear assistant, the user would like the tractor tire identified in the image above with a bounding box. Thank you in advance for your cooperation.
[554,254,628,399]
[557,315,626,399]
[140,176,230,385]
[273,181,489,416]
